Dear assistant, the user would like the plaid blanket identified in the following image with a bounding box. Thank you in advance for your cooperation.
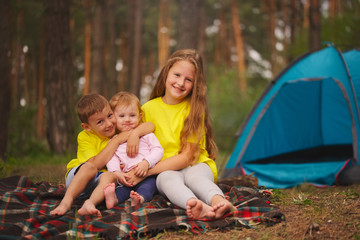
[0,176,284,239]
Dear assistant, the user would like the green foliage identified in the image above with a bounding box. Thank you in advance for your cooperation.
[0,157,17,179]
[292,193,314,206]
[208,65,267,156]
[7,106,50,159]
[7,104,78,160]
[339,187,360,199]
[322,11,360,51]
[270,188,287,204]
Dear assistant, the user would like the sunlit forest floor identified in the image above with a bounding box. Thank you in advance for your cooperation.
[5,160,360,240]
[152,184,360,240]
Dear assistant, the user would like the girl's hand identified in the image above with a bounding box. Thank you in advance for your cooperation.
[134,160,149,177]
[126,131,139,158]
[124,170,145,186]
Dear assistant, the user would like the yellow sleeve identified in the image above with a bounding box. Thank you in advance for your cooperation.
[66,130,109,175]
[77,131,100,163]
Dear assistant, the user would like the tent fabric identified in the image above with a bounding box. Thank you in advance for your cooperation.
[223,46,360,189]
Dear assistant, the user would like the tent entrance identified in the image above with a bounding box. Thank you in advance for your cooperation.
[252,144,353,164]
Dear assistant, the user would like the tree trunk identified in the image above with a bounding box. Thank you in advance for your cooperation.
[330,0,337,18]
[309,0,321,51]
[82,0,91,96]
[214,1,231,67]
[267,0,278,75]
[12,2,24,109]
[36,20,45,138]
[90,0,106,95]
[106,0,118,98]
[23,52,29,104]
[303,0,310,29]
[158,0,171,69]
[281,0,289,66]
[44,0,75,154]
[176,0,202,49]
[0,0,11,159]
[230,0,247,93]
[290,0,297,45]
[118,30,128,92]
[198,2,206,60]
[128,0,143,97]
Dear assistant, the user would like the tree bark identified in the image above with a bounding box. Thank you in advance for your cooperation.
[230,0,247,93]
[267,0,278,74]
[12,2,24,109]
[128,0,143,97]
[0,0,11,159]
[118,30,128,92]
[36,20,45,138]
[44,0,75,154]
[290,0,297,45]
[303,0,310,29]
[176,0,202,50]
[82,0,91,96]
[214,1,231,67]
[90,0,106,95]
[106,0,118,98]
[309,0,321,51]
[281,0,289,65]
[158,0,171,69]
[330,0,337,18]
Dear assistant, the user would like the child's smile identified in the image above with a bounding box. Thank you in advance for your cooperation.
[163,60,194,105]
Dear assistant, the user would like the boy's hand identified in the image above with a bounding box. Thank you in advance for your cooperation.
[126,131,139,158]
[134,160,149,177]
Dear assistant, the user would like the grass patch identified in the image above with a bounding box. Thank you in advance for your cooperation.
[1,153,69,184]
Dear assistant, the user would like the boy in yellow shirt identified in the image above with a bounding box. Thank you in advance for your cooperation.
[50,94,153,216]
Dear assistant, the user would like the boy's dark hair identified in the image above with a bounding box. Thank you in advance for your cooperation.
[77,94,109,123]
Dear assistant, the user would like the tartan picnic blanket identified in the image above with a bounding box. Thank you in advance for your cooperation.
[0,176,284,239]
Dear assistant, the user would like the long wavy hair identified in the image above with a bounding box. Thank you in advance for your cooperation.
[150,49,218,160]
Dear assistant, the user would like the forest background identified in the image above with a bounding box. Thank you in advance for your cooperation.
[0,0,359,181]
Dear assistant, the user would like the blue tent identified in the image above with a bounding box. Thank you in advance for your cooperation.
[222,46,360,188]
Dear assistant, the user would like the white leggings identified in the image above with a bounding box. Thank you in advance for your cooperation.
[156,163,225,209]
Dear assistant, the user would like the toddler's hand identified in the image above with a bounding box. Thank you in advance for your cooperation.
[124,170,145,186]
[134,160,149,177]
[114,171,132,187]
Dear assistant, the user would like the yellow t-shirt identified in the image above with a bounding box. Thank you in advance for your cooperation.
[65,130,109,179]
[141,97,218,181]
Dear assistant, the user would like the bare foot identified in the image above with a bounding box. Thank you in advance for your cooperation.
[104,183,119,209]
[50,201,71,216]
[130,190,144,207]
[186,198,215,219]
[77,200,101,217]
[211,195,236,219]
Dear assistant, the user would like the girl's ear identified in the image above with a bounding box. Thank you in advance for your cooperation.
[81,123,91,132]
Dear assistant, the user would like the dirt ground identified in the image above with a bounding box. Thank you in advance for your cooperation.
[9,164,360,240]
[152,184,360,240]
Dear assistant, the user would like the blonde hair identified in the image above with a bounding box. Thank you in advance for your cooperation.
[77,94,109,124]
[150,49,218,160]
[109,91,142,118]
